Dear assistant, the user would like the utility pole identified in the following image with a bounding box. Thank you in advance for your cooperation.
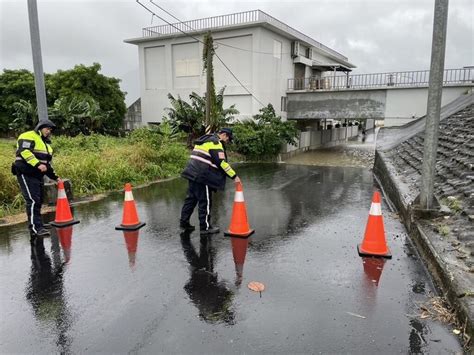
[420,0,449,209]
[27,0,49,122]
[205,37,212,131]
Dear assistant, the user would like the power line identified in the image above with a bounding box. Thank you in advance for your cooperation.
[213,53,265,106]
[140,0,266,107]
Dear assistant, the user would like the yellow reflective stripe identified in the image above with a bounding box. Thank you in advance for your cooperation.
[199,141,223,151]
[20,150,39,167]
[220,161,236,178]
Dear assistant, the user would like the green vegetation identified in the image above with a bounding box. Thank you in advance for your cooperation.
[231,104,298,161]
[437,224,450,237]
[164,87,238,148]
[0,63,126,135]
[0,126,188,218]
[446,197,462,213]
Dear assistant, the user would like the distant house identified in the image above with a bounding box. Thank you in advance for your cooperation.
[124,10,355,126]
[123,98,142,130]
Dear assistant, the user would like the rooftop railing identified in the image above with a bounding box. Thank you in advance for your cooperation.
[287,68,474,91]
[142,10,348,61]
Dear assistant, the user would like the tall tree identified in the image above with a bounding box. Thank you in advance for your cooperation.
[0,69,36,133]
[47,63,126,132]
[0,64,126,135]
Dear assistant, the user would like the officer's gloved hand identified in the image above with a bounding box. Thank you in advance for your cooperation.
[234,176,241,184]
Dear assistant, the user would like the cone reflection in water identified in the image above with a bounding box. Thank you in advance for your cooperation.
[224,182,254,238]
[115,183,146,231]
[231,237,249,286]
[50,180,80,227]
[357,191,391,258]
[57,226,73,264]
[362,257,386,287]
[123,230,139,268]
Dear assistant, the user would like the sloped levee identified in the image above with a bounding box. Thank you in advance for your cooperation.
[374,92,474,343]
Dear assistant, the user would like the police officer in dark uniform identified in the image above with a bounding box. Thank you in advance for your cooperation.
[12,119,59,237]
[180,128,240,235]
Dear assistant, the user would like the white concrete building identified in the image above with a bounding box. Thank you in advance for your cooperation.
[125,10,355,125]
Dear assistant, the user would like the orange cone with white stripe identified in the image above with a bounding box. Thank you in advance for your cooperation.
[357,191,391,258]
[224,182,254,238]
[115,183,146,231]
[50,180,80,227]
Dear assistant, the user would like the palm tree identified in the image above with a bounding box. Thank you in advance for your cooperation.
[164,88,239,148]
[9,99,37,133]
[164,93,205,148]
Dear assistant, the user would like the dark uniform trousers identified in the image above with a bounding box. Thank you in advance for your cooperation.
[180,180,213,230]
[17,173,44,234]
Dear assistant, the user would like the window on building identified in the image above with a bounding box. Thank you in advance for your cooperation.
[175,58,200,77]
[144,46,166,90]
[281,96,287,112]
[273,40,282,59]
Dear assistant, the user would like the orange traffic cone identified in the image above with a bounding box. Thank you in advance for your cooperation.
[123,230,139,268]
[115,183,146,231]
[231,237,249,285]
[224,182,255,238]
[57,226,73,264]
[50,180,80,227]
[357,191,392,258]
[362,257,386,286]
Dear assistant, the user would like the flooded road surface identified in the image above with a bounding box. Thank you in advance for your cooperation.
[0,164,461,353]
[285,130,377,168]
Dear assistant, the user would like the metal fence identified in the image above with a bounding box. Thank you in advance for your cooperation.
[288,68,474,91]
[142,10,347,61]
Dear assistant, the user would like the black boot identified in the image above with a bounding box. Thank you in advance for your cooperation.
[180,221,195,231]
[200,226,220,235]
[35,228,51,237]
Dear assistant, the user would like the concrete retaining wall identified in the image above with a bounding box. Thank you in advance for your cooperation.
[374,150,473,340]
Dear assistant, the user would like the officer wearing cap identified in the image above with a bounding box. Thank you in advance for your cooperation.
[180,127,241,235]
[11,119,60,237]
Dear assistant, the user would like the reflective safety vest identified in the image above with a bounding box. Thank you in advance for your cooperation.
[13,130,58,180]
[181,134,236,190]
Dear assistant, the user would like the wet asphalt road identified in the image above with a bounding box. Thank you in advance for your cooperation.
[0,164,462,353]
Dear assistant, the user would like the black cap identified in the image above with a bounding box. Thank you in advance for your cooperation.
[218,127,233,142]
[35,119,56,131]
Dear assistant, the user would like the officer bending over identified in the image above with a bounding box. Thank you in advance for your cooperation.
[180,128,241,235]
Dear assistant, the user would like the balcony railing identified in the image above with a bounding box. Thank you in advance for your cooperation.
[142,10,347,61]
[288,68,474,91]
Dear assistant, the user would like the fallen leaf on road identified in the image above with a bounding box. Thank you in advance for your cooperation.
[248,281,265,292]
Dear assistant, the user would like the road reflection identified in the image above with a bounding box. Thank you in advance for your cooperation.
[362,257,386,287]
[27,234,72,353]
[180,232,235,325]
[123,230,140,269]
[230,237,249,287]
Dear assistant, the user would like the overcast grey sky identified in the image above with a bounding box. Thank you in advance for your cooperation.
[1,0,472,105]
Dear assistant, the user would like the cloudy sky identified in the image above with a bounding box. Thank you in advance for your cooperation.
[1,0,472,105]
